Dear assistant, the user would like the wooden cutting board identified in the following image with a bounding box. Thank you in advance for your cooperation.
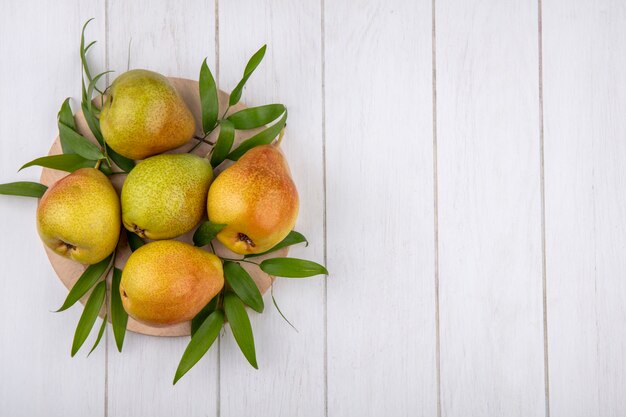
[39,77,288,337]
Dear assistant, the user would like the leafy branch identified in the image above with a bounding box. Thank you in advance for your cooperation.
[174,223,327,384]
[189,45,287,168]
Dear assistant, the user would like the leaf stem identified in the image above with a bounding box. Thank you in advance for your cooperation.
[193,135,216,146]
[220,257,259,266]
[187,126,217,154]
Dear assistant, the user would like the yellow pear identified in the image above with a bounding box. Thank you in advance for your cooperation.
[100,69,196,160]
[120,240,224,325]
[207,144,299,254]
[37,168,120,264]
[121,153,213,240]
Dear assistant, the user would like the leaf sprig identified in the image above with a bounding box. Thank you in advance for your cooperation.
[192,45,287,167]
[0,21,329,382]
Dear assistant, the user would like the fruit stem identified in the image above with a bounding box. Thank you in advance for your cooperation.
[94,159,102,170]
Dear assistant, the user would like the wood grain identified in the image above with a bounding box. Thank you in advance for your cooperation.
[325,1,438,416]
[3,1,626,416]
[218,1,326,416]
[543,1,626,415]
[436,0,546,415]
[0,2,106,416]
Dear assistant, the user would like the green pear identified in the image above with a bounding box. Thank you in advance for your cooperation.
[100,69,196,160]
[37,168,121,264]
[120,240,224,325]
[121,153,213,240]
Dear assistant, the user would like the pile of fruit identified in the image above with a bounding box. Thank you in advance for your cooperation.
[0,20,327,384]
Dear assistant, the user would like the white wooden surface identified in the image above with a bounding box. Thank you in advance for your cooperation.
[1,1,625,416]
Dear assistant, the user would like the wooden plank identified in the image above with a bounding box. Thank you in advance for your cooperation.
[543,1,626,415]
[217,1,326,416]
[435,0,546,415]
[0,2,106,416]
[104,2,219,416]
[325,1,438,415]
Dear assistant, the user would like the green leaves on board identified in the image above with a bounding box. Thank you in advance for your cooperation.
[71,280,106,357]
[88,313,107,356]
[111,268,129,352]
[56,254,112,312]
[271,284,298,332]
[199,58,219,134]
[126,231,145,252]
[58,99,77,154]
[224,292,257,369]
[210,120,235,168]
[260,257,328,278]
[227,104,286,130]
[227,110,287,161]
[174,310,224,384]
[20,154,98,173]
[0,182,47,198]
[229,45,267,107]
[58,124,104,161]
[246,231,307,258]
[191,295,219,336]
[107,146,135,172]
[223,262,264,313]
[193,221,226,247]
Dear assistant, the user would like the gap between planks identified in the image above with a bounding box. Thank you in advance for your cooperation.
[320,0,329,416]
[431,0,442,415]
[537,0,551,415]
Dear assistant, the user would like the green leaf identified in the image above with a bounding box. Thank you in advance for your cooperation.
[210,120,235,168]
[58,98,76,130]
[58,99,76,153]
[99,163,113,176]
[199,58,219,134]
[86,71,113,114]
[58,124,104,161]
[20,154,95,173]
[107,146,135,173]
[191,295,219,336]
[81,101,104,146]
[271,284,298,332]
[224,262,264,313]
[80,19,96,84]
[88,314,107,356]
[126,232,145,252]
[227,110,287,161]
[193,221,226,247]
[0,182,47,198]
[71,280,106,357]
[229,45,267,107]
[56,255,112,312]
[111,268,128,352]
[227,104,285,130]
[174,310,224,384]
[223,292,258,369]
[259,257,328,278]
[246,231,308,258]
